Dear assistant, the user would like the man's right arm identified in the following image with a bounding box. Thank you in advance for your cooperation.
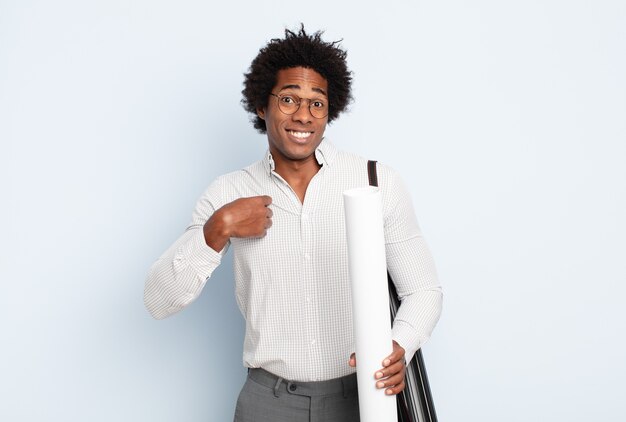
[144,191,272,320]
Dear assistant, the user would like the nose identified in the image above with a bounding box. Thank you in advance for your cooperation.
[291,100,313,124]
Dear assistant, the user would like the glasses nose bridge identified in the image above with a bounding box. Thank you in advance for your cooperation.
[292,97,314,120]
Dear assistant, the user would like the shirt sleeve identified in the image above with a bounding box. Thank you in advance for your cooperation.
[382,169,443,363]
[143,179,230,319]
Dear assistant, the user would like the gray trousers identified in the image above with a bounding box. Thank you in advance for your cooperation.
[234,368,360,422]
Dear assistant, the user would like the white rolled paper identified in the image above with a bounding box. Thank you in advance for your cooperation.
[343,186,398,422]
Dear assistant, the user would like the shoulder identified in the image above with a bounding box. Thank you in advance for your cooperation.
[196,158,265,202]
[332,146,402,187]
[339,148,409,211]
[210,159,267,192]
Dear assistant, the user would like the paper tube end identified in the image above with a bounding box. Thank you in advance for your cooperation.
[343,186,379,198]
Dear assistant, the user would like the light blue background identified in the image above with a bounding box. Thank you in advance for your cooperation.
[1,1,625,421]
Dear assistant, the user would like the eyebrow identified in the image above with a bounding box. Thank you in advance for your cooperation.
[278,84,328,97]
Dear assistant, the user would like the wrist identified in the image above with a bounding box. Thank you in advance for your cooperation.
[204,210,230,252]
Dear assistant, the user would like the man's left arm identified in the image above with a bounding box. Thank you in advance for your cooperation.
[378,169,443,394]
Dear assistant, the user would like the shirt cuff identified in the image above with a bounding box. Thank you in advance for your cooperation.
[392,320,423,364]
[178,229,227,280]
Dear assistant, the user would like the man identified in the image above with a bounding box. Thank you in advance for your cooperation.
[144,26,442,422]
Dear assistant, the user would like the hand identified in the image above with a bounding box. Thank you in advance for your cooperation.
[203,195,273,251]
[348,340,406,395]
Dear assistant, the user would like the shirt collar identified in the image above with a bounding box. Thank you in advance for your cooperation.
[263,138,337,174]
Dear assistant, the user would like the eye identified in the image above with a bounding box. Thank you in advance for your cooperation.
[311,100,326,109]
[280,95,298,104]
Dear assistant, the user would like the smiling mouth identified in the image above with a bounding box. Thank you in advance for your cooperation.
[287,130,313,139]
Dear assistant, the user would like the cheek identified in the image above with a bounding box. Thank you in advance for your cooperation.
[316,120,328,132]
[270,120,284,135]
[267,118,286,140]
[267,111,285,129]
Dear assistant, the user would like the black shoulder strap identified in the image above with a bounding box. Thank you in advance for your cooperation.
[368,160,378,187]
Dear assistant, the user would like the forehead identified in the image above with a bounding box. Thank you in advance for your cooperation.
[274,67,328,95]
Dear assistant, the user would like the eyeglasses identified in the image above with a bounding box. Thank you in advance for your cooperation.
[269,93,329,119]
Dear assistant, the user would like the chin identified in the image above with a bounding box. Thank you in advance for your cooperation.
[281,138,320,155]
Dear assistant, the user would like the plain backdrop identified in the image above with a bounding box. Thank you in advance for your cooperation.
[1,1,625,421]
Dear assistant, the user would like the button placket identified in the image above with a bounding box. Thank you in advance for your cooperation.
[300,207,315,375]
[299,169,323,381]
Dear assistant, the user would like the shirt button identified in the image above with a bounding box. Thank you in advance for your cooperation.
[302,213,309,220]
[310,339,316,345]
[304,253,310,260]
[305,296,311,303]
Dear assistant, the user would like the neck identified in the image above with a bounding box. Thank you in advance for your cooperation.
[274,155,321,185]
[273,154,321,203]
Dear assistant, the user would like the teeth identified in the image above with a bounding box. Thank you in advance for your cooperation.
[288,130,312,139]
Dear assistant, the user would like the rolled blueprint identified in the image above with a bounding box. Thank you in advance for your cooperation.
[344,186,398,422]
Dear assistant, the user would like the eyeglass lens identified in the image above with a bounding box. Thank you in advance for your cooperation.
[275,94,328,118]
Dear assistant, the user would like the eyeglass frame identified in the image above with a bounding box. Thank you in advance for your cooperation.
[269,93,329,119]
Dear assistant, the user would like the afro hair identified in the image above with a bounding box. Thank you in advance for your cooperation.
[242,25,353,133]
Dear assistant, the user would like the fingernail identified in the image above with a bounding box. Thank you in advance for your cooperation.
[383,359,391,366]
[376,381,384,388]
[386,389,393,395]
[375,371,383,379]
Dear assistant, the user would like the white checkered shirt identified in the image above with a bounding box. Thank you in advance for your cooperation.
[144,140,443,381]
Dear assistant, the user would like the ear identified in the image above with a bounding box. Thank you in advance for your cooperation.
[256,107,265,120]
